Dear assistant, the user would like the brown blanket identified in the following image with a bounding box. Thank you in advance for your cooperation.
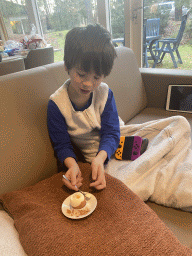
[0,162,191,256]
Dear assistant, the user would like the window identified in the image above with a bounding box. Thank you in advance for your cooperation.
[36,0,98,61]
[0,0,31,41]
[143,0,192,70]
[0,0,98,62]
[109,0,142,67]
[0,0,142,66]
[1,0,191,70]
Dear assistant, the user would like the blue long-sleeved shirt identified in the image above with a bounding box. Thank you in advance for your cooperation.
[47,88,120,164]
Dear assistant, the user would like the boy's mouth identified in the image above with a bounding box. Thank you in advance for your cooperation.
[80,88,90,94]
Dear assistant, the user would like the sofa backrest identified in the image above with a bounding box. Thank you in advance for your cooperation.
[105,47,147,123]
[0,68,61,195]
[0,47,147,195]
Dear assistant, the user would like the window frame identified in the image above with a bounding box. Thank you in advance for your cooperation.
[97,0,143,67]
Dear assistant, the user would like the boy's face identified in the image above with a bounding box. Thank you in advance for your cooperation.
[65,64,104,98]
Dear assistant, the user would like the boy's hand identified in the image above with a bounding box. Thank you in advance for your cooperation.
[90,151,107,190]
[62,157,83,191]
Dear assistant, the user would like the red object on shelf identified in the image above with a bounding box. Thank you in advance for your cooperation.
[21,38,42,49]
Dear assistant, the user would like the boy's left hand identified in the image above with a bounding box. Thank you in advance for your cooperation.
[90,151,107,190]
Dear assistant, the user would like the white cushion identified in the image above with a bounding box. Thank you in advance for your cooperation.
[0,210,27,256]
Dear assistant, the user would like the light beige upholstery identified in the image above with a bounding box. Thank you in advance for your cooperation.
[24,46,54,70]
[0,67,62,195]
[128,107,192,139]
[0,46,192,251]
[140,67,192,109]
[104,47,147,123]
[0,58,25,76]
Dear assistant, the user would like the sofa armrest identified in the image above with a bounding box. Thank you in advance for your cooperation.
[140,68,192,109]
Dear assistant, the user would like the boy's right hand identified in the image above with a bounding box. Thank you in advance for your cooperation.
[62,159,83,190]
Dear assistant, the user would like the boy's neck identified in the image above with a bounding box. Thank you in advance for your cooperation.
[67,84,91,110]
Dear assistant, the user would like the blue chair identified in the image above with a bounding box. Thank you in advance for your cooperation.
[146,18,160,38]
[143,21,148,67]
[152,14,188,68]
[143,18,160,67]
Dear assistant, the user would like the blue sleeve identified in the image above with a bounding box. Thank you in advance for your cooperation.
[47,100,77,163]
[99,88,120,163]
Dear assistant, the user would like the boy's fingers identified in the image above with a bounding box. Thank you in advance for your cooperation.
[91,167,97,181]
[77,170,82,178]
[95,184,106,190]
[90,175,106,187]
[76,182,83,189]
[62,178,78,191]
[90,179,100,187]
[70,171,78,186]
[90,180,106,190]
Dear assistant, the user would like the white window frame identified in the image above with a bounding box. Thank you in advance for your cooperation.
[97,0,143,67]
[25,0,43,37]
[0,9,8,41]
[97,0,111,32]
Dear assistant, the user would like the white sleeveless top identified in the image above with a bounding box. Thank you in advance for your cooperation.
[50,79,109,162]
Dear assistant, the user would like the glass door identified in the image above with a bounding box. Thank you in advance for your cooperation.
[143,0,192,70]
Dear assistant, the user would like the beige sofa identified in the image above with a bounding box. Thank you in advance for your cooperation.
[0,46,192,254]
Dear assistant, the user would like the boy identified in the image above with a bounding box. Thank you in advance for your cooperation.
[47,23,120,191]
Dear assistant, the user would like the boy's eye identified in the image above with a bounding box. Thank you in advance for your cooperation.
[94,76,100,80]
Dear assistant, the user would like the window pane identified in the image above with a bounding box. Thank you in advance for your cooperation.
[143,0,192,70]
[110,0,125,47]
[0,0,31,41]
[0,0,98,62]
[36,0,98,62]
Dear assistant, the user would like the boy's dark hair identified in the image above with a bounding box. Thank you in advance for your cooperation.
[64,24,117,77]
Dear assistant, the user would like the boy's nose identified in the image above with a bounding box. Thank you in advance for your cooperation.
[82,77,94,88]
[83,80,93,87]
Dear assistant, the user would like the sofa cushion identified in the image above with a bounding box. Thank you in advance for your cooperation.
[0,67,60,195]
[147,201,192,249]
[127,107,192,140]
[44,61,68,87]
[104,47,147,123]
[1,162,191,256]
[0,210,27,255]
